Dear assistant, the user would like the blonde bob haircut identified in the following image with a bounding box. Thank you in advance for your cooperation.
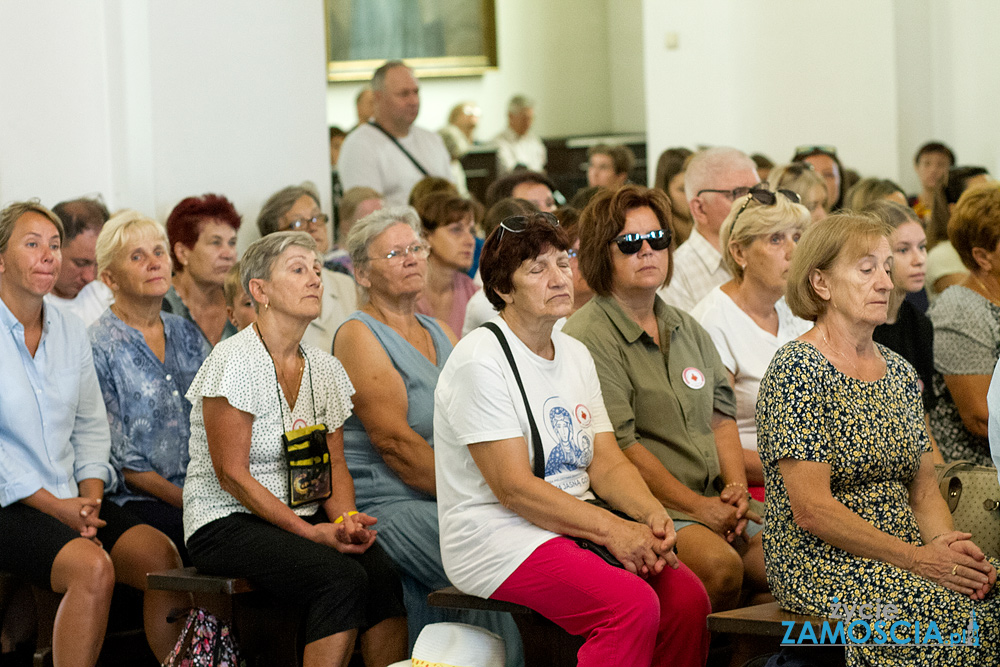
[785,213,893,322]
[720,192,810,282]
[96,209,169,277]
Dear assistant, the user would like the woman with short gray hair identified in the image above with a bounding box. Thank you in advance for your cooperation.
[335,210,525,663]
[257,184,358,352]
[183,231,407,667]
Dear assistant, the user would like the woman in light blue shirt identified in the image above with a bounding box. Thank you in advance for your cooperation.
[0,202,188,666]
[90,211,209,563]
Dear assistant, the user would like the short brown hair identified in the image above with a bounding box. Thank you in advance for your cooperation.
[480,214,570,311]
[415,192,477,234]
[949,184,1000,271]
[785,213,893,321]
[0,200,64,253]
[577,185,674,296]
[588,144,635,176]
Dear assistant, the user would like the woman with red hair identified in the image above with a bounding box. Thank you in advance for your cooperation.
[164,194,241,346]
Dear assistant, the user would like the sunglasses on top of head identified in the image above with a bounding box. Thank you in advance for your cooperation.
[610,228,672,255]
[729,187,801,232]
[497,212,560,240]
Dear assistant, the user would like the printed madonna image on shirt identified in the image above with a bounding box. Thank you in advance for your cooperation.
[781,596,980,648]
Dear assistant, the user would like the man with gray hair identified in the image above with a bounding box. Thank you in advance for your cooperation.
[659,147,759,311]
[492,94,546,175]
[339,60,452,206]
[44,196,115,326]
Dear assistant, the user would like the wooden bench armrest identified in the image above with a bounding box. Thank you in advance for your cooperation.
[147,567,255,595]
[707,601,828,638]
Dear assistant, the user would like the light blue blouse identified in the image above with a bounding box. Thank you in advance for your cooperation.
[0,298,115,507]
[341,311,452,509]
[89,309,209,505]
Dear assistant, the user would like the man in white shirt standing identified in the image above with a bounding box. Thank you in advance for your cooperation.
[44,197,114,326]
[492,95,546,175]
[659,147,759,311]
[338,61,452,206]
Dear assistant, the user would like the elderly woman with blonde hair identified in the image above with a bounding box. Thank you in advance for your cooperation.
[90,211,209,563]
[758,213,999,666]
[691,188,812,501]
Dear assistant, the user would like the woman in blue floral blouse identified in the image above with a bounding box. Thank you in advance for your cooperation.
[90,210,209,562]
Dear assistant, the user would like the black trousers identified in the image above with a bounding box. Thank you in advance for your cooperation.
[187,511,406,644]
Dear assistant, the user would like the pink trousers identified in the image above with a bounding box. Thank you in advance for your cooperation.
[491,536,711,667]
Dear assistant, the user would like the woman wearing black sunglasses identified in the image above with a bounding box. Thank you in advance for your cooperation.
[564,185,768,612]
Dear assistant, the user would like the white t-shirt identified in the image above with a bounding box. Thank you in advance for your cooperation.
[691,287,812,450]
[339,122,452,206]
[434,317,613,598]
[492,128,547,175]
[44,281,114,328]
[183,326,355,541]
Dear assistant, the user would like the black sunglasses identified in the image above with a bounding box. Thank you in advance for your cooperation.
[729,187,801,233]
[611,228,672,255]
[498,212,560,240]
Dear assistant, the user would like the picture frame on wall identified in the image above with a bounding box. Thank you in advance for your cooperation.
[325,0,497,82]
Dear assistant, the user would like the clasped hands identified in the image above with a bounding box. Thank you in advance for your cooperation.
[311,511,379,554]
[696,484,761,544]
[913,531,996,600]
[604,511,679,579]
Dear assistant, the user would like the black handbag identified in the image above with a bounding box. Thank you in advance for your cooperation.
[481,322,630,569]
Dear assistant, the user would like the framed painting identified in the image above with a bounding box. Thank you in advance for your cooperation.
[325,0,498,82]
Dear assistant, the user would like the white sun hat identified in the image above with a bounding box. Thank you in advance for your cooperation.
[387,622,506,667]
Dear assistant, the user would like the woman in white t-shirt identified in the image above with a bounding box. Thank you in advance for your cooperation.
[182,232,406,667]
[435,213,710,667]
[691,188,811,502]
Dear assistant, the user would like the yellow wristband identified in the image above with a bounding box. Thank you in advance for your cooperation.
[334,511,359,524]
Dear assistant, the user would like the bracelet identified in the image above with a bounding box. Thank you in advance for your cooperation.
[724,482,748,492]
[333,511,359,524]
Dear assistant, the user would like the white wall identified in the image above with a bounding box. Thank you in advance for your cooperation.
[607,0,646,134]
[325,0,643,141]
[642,0,900,186]
[0,0,331,254]
[0,1,115,206]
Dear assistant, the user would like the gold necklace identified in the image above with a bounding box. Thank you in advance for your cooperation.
[819,327,863,377]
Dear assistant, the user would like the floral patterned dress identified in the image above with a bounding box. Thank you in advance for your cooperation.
[757,341,999,666]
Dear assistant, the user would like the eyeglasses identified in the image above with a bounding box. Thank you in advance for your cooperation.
[793,144,838,158]
[369,243,429,262]
[728,187,801,233]
[611,229,672,255]
[284,214,329,232]
[696,186,756,201]
[497,212,560,240]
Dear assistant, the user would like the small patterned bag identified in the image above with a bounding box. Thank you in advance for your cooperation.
[936,460,1000,559]
[162,608,242,667]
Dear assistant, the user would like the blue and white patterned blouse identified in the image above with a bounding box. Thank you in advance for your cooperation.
[89,309,209,505]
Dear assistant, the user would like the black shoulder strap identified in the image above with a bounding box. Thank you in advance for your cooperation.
[481,322,544,478]
[368,121,430,176]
